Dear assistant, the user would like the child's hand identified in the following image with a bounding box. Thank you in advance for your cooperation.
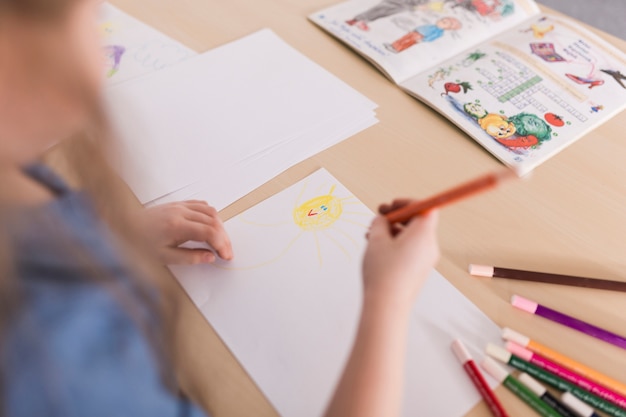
[140,200,233,265]
[362,200,439,311]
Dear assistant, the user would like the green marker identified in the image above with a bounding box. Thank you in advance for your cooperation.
[487,344,626,417]
[481,357,561,417]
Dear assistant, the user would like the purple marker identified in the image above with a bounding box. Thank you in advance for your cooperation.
[511,295,626,351]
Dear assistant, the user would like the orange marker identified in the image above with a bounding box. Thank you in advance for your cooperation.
[503,328,626,398]
[385,170,516,224]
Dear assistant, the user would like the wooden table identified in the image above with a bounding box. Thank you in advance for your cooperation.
[106,1,626,415]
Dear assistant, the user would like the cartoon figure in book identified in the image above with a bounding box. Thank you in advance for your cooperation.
[463,103,552,149]
[346,0,430,31]
[449,0,515,18]
[384,17,462,53]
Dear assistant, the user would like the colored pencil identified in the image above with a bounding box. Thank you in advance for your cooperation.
[503,328,626,398]
[561,392,602,417]
[385,170,515,224]
[481,357,562,417]
[486,344,626,417]
[506,342,626,409]
[517,373,577,417]
[469,265,626,293]
[452,340,509,417]
[511,295,626,351]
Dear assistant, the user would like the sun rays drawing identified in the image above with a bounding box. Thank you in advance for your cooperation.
[214,173,374,271]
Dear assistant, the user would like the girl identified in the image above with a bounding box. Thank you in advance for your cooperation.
[0,1,439,416]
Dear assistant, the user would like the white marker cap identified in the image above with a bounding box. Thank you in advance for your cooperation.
[511,295,539,314]
[481,357,509,383]
[561,392,595,417]
[502,328,531,347]
[452,339,472,364]
[469,264,495,277]
[486,343,512,364]
[518,373,547,396]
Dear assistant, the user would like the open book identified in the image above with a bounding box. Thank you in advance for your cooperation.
[310,0,626,175]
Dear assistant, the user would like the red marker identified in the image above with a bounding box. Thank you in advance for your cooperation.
[452,340,509,417]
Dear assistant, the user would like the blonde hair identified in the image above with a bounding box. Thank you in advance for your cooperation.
[0,0,183,408]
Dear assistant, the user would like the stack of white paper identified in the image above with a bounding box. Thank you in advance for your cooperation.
[105,28,378,207]
[172,169,503,417]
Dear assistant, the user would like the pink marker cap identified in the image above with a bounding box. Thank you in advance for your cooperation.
[511,295,539,314]
[505,341,534,361]
[452,339,472,364]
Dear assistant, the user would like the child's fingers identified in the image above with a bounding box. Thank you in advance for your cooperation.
[367,216,392,243]
[378,198,413,215]
[163,248,216,265]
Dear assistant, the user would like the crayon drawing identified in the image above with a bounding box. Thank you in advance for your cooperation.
[214,178,373,271]
[104,45,126,78]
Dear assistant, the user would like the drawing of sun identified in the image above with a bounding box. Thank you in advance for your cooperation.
[214,179,374,271]
[293,185,343,232]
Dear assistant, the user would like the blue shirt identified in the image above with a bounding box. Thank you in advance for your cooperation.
[415,24,445,42]
[1,164,207,417]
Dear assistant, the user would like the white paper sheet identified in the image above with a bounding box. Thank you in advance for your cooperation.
[99,3,196,86]
[107,29,377,204]
[172,169,502,417]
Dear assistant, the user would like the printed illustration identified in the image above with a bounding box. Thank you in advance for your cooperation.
[104,45,126,78]
[543,113,565,127]
[465,102,552,149]
[522,22,555,39]
[590,104,604,113]
[346,0,514,31]
[346,0,430,31]
[442,81,473,95]
[384,17,462,53]
[530,43,565,62]
[427,51,486,87]
[600,69,626,89]
[449,0,515,18]
[565,73,604,89]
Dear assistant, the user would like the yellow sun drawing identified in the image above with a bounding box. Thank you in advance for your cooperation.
[215,180,373,271]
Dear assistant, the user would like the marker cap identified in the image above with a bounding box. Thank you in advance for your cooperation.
[486,343,512,364]
[502,328,531,347]
[506,341,534,362]
[561,392,594,417]
[518,373,546,396]
[452,339,472,364]
[481,357,509,383]
[511,295,539,314]
[469,264,494,277]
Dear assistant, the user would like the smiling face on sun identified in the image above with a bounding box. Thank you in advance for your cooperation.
[293,185,343,232]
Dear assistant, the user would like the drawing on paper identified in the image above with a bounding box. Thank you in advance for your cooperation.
[293,185,344,231]
[217,182,372,271]
[104,45,126,78]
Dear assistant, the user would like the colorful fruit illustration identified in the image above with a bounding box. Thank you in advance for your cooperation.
[442,81,473,96]
[544,113,565,127]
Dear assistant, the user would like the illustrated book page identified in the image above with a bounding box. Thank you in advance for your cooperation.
[400,14,626,174]
[309,0,540,83]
